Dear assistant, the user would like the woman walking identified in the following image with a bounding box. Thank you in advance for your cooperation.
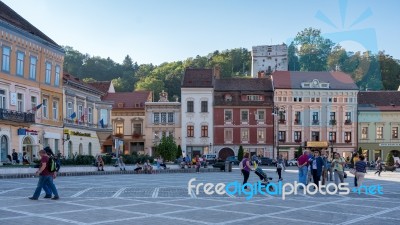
[240,153,252,187]
[276,155,285,181]
[331,152,345,186]
[355,155,367,187]
[352,153,359,187]
[374,157,383,176]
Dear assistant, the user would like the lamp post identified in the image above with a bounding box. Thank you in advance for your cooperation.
[209,143,213,155]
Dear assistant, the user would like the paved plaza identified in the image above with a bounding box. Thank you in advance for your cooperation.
[0,168,399,225]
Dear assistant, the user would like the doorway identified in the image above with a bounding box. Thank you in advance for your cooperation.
[22,136,33,163]
[0,135,8,161]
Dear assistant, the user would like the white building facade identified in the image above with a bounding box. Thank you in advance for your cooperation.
[181,69,214,157]
[251,44,288,78]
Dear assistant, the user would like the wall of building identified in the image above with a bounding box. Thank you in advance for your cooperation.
[251,44,288,77]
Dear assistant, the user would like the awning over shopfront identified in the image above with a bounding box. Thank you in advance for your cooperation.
[306,141,328,148]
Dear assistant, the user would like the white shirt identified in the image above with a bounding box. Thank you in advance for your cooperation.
[312,159,317,169]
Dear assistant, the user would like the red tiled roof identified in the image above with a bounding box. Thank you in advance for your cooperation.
[86,81,111,94]
[63,73,102,94]
[215,77,273,91]
[272,71,358,90]
[182,68,214,88]
[0,1,60,48]
[358,91,400,111]
[102,91,151,109]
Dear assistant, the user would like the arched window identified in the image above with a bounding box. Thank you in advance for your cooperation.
[0,136,8,161]
[79,143,83,155]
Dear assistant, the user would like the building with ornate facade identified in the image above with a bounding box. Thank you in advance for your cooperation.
[213,77,274,159]
[358,91,400,162]
[144,91,181,156]
[251,44,288,78]
[0,2,64,163]
[181,68,214,157]
[102,91,152,155]
[272,71,358,160]
[62,73,113,157]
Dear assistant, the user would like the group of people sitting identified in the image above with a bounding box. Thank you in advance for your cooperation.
[95,155,167,173]
[178,155,208,170]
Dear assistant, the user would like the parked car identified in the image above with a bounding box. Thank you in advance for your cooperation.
[212,159,226,171]
[226,156,240,165]
[203,154,217,164]
[287,159,298,166]
[260,157,273,166]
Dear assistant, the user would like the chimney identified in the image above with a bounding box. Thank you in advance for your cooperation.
[213,65,221,79]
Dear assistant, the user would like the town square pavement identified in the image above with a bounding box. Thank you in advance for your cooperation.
[0,167,399,225]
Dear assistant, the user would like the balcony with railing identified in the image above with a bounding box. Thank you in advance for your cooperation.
[295,139,302,143]
[294,119,301,125]
[132,132,144,139]
[344,120,352,125]
[345,139,352,143]
[0,108,35,124]
[312,120,319,125]
[278,119,286,124]
[329,120,337,125]
[63,118,111,130]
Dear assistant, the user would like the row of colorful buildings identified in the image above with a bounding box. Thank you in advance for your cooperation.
[1,2,399,164]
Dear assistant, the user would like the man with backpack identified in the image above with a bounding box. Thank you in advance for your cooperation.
[29,149,59,200]
[42,147,58,198]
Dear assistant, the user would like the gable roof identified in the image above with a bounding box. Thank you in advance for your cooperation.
[102,91,152,109]
[86,81,112,94]
[272,71,358,90]
[63,73,103,95]
[0,1,61,49]
[182,68,214,88]
[358,91,400,111]
[215,77,273,91]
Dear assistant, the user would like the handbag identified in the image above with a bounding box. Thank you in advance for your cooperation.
[349,168,356,175]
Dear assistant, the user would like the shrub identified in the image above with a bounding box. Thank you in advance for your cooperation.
[75,155,95,165]
[386,152,394,166]
[238,145,244,161]
[101,155,112,164]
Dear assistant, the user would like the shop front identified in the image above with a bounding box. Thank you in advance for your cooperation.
[63,128,101,157]
[359,143,400,162]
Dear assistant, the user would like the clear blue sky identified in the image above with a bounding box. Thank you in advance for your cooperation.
[3,0,400,65]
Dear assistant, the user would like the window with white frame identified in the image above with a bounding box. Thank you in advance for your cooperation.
[361,127,368,139]
[257,129,265,142]
[55,66,60,86]
[187,100,194,112]
[16,51,24,76]
[116,122,124,134]
[376,127,383,139]
[345,132,352,142]
[29,56,37,80]
[88,107,93,123]
[168,112,174,123]
[257,110,265,121]
[201,101,208,113]
[67,102,73,118]
[2,46,10,72]
[161,112,167,123]
[241,110,249,122]
[329,132,336,142]
[201,125,208,137]
[153,112,160,123]
[0,90,6,109]
[392,127,398,139]
[241,128,249,141]
[52,101,58,120]
[100,109,108,125]
[133,123,142,135]
[224,129,233,142]
[278,131,286,142]
[17,93,23,112]
[31,96,37,112]
[224,110,232,121]
[294,131,302,142]
[78,105,83,121]
[45,62,52,84]
[42,98,48,118]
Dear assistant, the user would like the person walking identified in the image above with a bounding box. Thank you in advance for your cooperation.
[276,155,285,181]
[355,155,367,187]
[42,147,55,198]
[29,150,59,200]
[117,156,126,171]
[297,150,309,187]
[331,152,345,186]
[241,153,252,187]
[326,154,333,182]
[352,153,360,187]
[195,155,201,173]
[374,157,383,176]
[311,151,324,187]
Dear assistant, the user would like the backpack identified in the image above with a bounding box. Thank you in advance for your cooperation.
[239,159,244,170]
[48,156,57,172]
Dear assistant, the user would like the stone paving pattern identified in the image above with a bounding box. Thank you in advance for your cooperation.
[0,167,399,225]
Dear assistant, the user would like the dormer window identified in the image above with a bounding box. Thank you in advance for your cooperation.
[225,94,232,102]
[247,95,262,101]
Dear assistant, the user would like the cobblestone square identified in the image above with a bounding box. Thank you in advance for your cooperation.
[0,168,399,225]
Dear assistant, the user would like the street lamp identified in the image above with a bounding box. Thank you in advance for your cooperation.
[272,106,286,159]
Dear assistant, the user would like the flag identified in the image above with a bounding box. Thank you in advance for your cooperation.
[32,103,42,112]
[70,112,76,119]
[99,119,104,128]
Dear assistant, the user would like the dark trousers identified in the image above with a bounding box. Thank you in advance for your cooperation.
[312,169,320,187]
[242,169,250,185]
[354,176,358,187]
[277,168,282,179]
[375,166,382,175]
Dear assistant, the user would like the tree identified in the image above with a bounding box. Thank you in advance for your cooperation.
[156,136,178,161]
[386,152,394,166]
[294,27,334,71]
[238,145,244,161]
[135,76,165,101]
[327,45,348,71]
[288,42,300,71]
[176,145,183,158]
[295,146,303,159]
[82,77,97,83]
